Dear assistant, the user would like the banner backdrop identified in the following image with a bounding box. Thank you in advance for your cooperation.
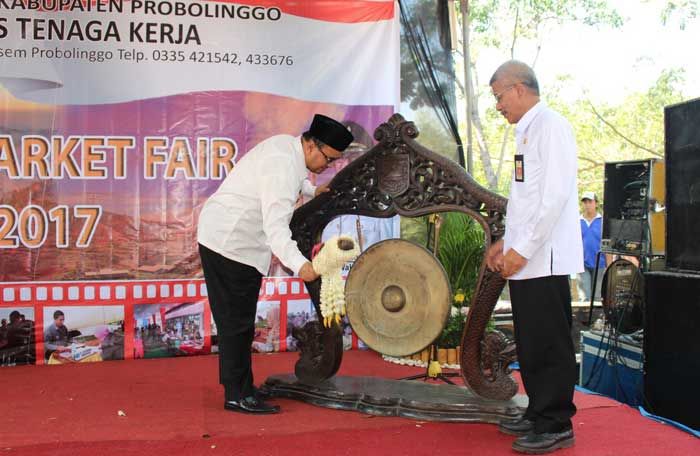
[0,0,399,366]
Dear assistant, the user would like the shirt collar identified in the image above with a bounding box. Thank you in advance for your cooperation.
[293,136,305,175]
[515,101,546,137]
[580,213,602,224]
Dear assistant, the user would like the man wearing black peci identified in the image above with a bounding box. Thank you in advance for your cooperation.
[197,114,353,414]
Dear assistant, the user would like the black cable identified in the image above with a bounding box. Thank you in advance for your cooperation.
[606,267,646,406]
[584,260,646,405]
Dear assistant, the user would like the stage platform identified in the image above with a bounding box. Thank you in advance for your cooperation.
[1,350,696,455]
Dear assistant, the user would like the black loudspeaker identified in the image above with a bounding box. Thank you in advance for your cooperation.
[643,271,700,430]
[665,97,700,272]
[601,259,644,334]
[601,159,665,255]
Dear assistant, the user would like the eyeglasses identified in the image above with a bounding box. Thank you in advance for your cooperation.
[316,143,340,164]
[493,84,517,103]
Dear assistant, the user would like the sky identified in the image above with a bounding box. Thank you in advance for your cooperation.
[474,0,700,105]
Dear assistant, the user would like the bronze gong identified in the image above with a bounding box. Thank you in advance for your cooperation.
[344,239,452,357]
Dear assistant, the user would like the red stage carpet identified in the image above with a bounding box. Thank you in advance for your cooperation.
[2,350,697,455]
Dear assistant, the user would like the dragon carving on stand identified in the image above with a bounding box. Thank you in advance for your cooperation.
[290,114,518,401]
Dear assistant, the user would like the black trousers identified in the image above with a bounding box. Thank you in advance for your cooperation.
[199,244,262,401]
[509,275,577,433]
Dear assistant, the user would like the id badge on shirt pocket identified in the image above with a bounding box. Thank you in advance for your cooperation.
[514,154,525,182]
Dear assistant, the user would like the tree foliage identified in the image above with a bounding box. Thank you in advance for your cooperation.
[460,0,624,190]
[436,212,485,302]
[549,68,686,198]
[401,0,695,199]
[659,0,698,29]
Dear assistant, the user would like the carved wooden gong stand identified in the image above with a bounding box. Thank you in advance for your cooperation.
[262,114,522,420]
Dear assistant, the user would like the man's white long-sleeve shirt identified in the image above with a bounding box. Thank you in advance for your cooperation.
[504,101,584,280]
[197,135,312,276]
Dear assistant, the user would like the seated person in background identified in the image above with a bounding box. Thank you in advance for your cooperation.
[44,310,70,359]
[0,318,8,348]
[4,311,34,350]
[267,306,280,351]
[162,329,175,344]
[8,310,22,329]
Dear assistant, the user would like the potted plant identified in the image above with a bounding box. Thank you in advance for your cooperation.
[435,213,485,364]
[435,297,467,364]
[400,212,485,364]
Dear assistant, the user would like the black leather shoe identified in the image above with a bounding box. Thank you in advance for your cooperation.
[512,429,575,454]
[225,386,269,402]
[498,417,535,436]
[224,396,280,414]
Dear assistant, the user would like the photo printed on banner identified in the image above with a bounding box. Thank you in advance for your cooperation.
[1,307,35,366]
[285,298,316,352]
[133,302,206,359]
[42,306,124,364]
[252,300,281,353]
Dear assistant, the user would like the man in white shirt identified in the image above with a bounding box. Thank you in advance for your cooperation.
[485,61,583,454]
[197,114,353,414]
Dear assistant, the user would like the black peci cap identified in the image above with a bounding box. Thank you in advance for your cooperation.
[309,114,354,151]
